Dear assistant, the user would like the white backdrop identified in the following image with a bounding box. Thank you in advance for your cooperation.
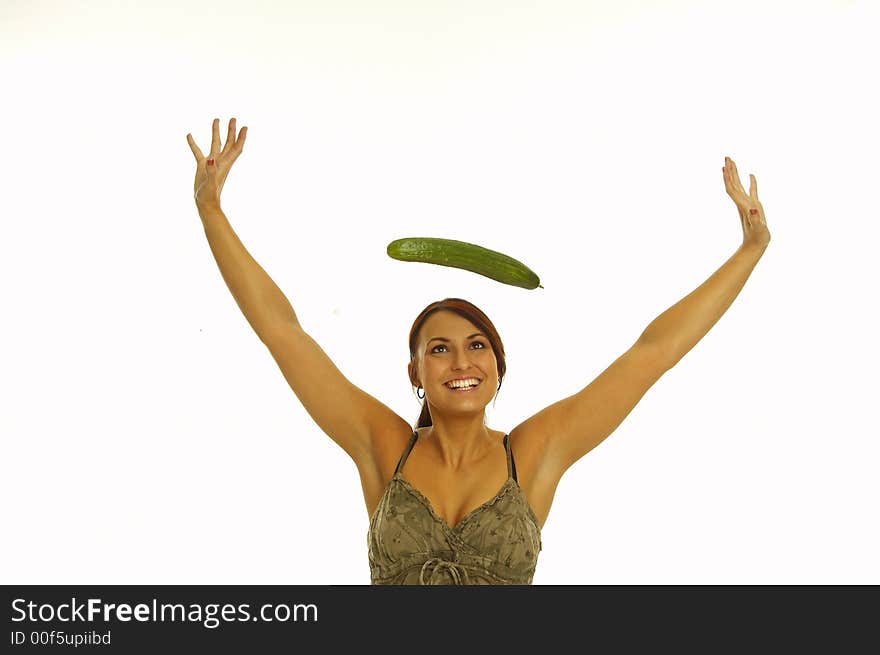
[2,0,878,584]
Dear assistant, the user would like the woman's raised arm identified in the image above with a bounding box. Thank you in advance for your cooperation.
[187,118,410,472]
[509,156,770,526]
[187,118,297,339]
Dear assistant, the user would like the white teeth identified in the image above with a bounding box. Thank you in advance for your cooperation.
[446,378,480,389]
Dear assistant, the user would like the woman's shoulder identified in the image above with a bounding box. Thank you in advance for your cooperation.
[506,422,549,477]
[374,422,418,472]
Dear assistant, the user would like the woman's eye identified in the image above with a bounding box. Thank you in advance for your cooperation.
[431,342,485,353]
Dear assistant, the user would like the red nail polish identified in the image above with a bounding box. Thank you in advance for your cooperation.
[749,208,758,215]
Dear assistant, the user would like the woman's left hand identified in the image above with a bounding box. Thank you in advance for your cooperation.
[723,156,771,250]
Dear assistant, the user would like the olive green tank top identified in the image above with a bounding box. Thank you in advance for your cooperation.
[368,431,542,585]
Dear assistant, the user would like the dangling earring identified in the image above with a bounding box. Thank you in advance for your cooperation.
[416,386,425,399]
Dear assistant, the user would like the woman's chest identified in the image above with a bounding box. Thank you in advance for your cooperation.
[368,476,541,568]
[400,465,511,531]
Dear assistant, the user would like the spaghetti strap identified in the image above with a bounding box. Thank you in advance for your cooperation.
[504,434,518,482]
[393,431,419,476]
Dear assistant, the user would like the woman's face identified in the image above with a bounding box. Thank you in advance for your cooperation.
[411,311,499,414]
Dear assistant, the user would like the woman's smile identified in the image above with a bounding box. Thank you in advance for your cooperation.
[443,377,483,392]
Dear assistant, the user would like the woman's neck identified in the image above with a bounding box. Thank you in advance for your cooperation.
[418,413,498,470]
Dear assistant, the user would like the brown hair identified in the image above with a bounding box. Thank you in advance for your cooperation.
[408,298,507,429]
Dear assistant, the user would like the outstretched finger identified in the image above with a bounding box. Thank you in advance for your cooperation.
[223,118,237,154]
[186,133,205,162]
[211,118,220,156]
[723,159,741,198]
[750,174,758,201]
[729,159,746,195]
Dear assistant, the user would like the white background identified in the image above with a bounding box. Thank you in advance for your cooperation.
[2,0,878,584]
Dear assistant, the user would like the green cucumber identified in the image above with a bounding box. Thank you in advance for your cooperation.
[387,237,543,290]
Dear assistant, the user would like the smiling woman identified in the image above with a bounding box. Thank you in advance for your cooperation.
[190,117,770,585]
[361,298,541,584]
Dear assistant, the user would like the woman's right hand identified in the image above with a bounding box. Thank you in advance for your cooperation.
[186,117,247,209]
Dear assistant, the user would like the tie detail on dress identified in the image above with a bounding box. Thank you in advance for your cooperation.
[419,557,475,585]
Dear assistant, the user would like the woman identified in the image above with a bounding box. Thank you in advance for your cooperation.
[186,117,771,585]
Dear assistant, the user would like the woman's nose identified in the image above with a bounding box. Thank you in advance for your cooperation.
[452,349,472,369]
